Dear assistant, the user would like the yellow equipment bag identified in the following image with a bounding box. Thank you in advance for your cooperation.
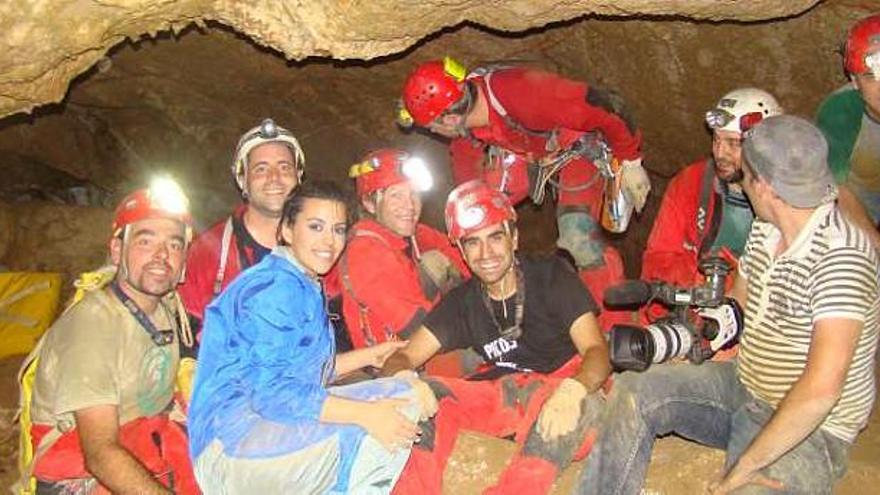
[0,273,62,359]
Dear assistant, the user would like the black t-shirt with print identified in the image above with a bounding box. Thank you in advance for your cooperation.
[424,255,598,374]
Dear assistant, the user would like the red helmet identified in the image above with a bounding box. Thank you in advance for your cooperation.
[845,14,880,75]
[445,180,516,241]
[349,148,433,197]
[401,58,467,126]
[112,177,194,242]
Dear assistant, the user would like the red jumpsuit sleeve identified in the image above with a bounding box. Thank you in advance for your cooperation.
[640,165,702,287]
[449,138,487,185]
[344,238,433,343]
[494,69,642,160]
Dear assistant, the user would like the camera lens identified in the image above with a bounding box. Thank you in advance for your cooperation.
[646,321,693,363]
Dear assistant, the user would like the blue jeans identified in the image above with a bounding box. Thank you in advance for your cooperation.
[574,361,850,495]
[194,379,419,495]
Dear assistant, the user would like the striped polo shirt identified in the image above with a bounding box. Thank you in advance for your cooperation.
[737,203,879,442]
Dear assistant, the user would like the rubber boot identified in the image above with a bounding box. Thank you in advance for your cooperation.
[578,246,633,332]
[483,455,559,495]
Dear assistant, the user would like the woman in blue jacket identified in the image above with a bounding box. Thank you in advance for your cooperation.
[188,181,435,494]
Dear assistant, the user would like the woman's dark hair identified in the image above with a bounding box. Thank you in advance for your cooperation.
[276,180,353,246]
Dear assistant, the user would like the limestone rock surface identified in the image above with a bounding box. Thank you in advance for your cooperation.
[1,0,821,118]
[0,204,14,264]
[2,202,112,282]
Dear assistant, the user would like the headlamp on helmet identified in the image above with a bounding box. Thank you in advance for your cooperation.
[149,176,189,216]
[401,156,433,192]
[231,118,305,193]
[705,88,783,134]
[259,118,279,139]
[706,109,765,133]
[350,148,434,198]
[112,176,194,242]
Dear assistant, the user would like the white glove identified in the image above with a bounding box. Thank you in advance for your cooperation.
[536,378,587,441]
[698,300,743,352]
[620,158,651,213]
[395,370,438,421]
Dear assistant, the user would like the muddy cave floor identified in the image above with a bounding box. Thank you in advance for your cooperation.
[1,356,878,494]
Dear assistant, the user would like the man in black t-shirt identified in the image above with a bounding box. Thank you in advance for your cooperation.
[382,180,611,495]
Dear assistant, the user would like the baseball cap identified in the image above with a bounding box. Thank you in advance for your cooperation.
[743,115,837,208]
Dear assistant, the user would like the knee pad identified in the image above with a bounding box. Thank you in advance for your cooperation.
[556,210,605,269]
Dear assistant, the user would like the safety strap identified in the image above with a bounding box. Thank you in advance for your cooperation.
[109,282,176,347]
[213,217,234,296]
[480,260,525,342]
[695,160,718,256]
[529,134,609,204]
[171,292,194,349]
[475,69,555,140]
[339,229,394,347]
[472,67,619,206]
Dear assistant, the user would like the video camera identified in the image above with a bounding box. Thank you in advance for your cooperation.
[604,256,743,372]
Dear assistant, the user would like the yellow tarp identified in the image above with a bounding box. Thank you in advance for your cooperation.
[0,272,62,359]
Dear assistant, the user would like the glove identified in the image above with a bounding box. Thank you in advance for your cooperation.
[698,299,743,352]
[620,158,651,213]
[418,250,463,299]
[536,378,587,441]
[395,370,439,421]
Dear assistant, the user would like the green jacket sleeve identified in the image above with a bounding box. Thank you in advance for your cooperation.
[816,87,865,184]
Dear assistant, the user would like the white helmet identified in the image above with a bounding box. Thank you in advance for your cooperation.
[232,118,305,193]
[705,88,783,134]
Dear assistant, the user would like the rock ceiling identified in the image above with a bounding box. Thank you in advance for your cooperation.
[1,0,823,119]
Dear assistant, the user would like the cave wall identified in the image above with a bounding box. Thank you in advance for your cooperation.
[0,0,876,282]
[0,202,111,275]
[0,0,822,119]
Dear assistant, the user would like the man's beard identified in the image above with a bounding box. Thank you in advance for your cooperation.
[717,165,744,184]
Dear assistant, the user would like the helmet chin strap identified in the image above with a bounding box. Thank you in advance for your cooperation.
[455,83,477,138]
[117,228,142,298]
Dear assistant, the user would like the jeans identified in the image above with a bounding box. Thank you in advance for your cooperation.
[574,361,850,495]
[194,379,420,495]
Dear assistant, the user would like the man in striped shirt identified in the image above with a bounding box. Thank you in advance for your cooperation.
[575,115,879,495]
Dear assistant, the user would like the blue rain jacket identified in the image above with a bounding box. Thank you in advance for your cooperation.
[188,250,408,491]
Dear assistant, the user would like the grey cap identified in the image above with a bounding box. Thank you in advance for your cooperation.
[743,115,837,208]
